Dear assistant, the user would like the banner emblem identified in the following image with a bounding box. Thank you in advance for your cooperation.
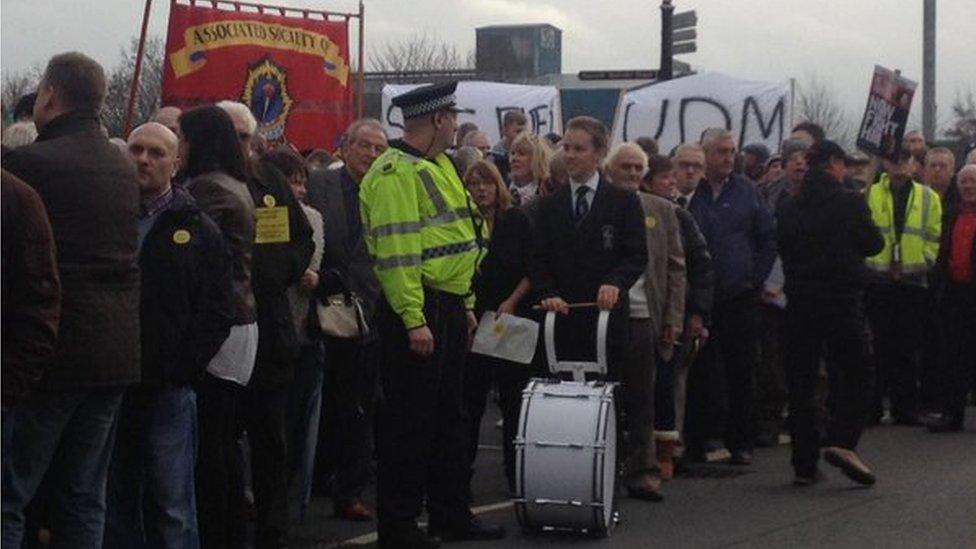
[242,58,293,141]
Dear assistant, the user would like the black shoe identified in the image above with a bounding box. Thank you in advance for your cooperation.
[892,413,922,426]
[729,449,753,466]
[793,469,825,487]
[428,516,506,542]
[379,525,441,549]
[755,433,778,448]
[927,416,964,433]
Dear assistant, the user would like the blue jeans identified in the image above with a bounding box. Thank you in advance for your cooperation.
[104,385,199,548]
[288,343,324,490]
[2,387,125,548]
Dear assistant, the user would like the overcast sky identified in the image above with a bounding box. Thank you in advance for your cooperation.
[3,0,974,134]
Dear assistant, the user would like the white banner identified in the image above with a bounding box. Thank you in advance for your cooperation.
[381,81,562,144]
[612,72,792,153]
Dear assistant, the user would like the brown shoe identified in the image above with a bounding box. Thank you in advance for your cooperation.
[656,439,677,481]
[823,447,876,486]
[626,472,664,502]
[335,501,375,522]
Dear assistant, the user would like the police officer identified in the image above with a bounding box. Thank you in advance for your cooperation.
[360,82,504,549]
[777,141,884,487]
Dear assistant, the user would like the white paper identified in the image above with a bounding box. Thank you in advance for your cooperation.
[470,311,540,365]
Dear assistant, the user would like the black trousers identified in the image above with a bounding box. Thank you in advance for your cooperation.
[918,286,943,412]
[685,292,760,452]
[938,282,976,421]
[867,284,926,420]
[196,373,246,547]
[240,382,291,544]
[756,304,788,438]
[318,336,377,506]
[785,292,874,476]
[462,352,530,494]
[375,290,472,536]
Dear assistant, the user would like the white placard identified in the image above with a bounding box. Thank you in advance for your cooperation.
[612,72,793,153]
[470,312,540,365]
[381,81,562,144]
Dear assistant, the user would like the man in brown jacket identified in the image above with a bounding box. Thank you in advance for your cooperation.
[1,52,141,547]
[1,169,60,410]
[607,143,686,500]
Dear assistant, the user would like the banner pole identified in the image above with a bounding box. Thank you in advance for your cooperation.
[357,0,365,117]
[124,0,154,136]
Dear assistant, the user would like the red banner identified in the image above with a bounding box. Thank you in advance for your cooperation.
[162,1,353,151]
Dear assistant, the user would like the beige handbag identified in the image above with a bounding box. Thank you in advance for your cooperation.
[316,292,369,339]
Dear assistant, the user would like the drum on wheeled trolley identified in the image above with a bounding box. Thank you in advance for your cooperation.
[513,309,619,536]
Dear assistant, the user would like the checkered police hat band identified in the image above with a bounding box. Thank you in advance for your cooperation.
[401,94,456,119]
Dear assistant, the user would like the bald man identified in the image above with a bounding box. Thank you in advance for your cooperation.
[153,106,182,136]
[104,123,234,547]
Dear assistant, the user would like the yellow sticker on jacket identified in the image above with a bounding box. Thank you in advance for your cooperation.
[645,215,658,229]
[254,207,290,244]
[172,229,191,244]
[262,194,277,207]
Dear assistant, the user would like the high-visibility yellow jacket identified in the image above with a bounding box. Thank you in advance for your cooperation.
[865,174,941,286]
[360,145,486,329]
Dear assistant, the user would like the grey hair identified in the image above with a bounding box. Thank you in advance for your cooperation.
[216,100,258,135]
[673,142,704,157]
[344,118,386,149]
[604,141,648,172]
[700,127,734,150]
[1,121,38,148]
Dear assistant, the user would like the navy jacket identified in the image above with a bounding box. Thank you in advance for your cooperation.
[689,173,777,302]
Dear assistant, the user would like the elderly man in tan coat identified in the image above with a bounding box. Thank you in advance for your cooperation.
[606,142,686,501]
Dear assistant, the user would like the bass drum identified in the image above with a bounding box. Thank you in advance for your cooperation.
[513,379,617,536]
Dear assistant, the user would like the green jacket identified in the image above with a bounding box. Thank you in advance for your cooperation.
[360,141,486,329]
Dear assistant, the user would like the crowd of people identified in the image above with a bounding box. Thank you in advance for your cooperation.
[2,51,975,549]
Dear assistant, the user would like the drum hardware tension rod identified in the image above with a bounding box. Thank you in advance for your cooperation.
[531,498,585,507]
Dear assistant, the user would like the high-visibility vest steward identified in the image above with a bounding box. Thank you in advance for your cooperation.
[360,144,486,329]
[865,174,941,286]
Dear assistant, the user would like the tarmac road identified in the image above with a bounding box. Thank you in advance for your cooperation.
[290,407,976,548]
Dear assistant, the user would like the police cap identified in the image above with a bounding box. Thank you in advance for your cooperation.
[392,81,473,120]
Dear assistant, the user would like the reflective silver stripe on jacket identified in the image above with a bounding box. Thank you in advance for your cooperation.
[374,254,423,270]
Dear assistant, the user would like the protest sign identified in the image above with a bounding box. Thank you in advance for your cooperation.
[856,65,917,161]
[382,81,561,143]
[611,72,792,152]
[162,1,354,151]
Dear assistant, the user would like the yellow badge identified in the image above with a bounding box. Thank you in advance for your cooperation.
[172,229,191,245]
[254,206,290,244]
[645,215,658,229]
[262,194,277,208]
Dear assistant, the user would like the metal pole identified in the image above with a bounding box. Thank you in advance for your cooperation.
[124,0,154,136]
[357,0,365,118]
[922,0,936,142]
[659,0,674,81]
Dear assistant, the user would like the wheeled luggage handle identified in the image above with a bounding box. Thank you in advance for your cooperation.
[544,308,610,381]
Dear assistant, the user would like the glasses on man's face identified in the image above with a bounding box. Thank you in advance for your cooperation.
[354,140,386,155]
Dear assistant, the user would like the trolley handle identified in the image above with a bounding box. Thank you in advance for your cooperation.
[541,306,610,381]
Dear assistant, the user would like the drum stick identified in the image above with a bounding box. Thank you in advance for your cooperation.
[531,302,598,311]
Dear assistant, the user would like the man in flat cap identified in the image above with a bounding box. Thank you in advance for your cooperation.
[359,82,503,548]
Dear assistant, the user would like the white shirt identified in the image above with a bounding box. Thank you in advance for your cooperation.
[206,323,259,386]
[569,171,600,214]
[509,181,539,205]
[629,275,651,318]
